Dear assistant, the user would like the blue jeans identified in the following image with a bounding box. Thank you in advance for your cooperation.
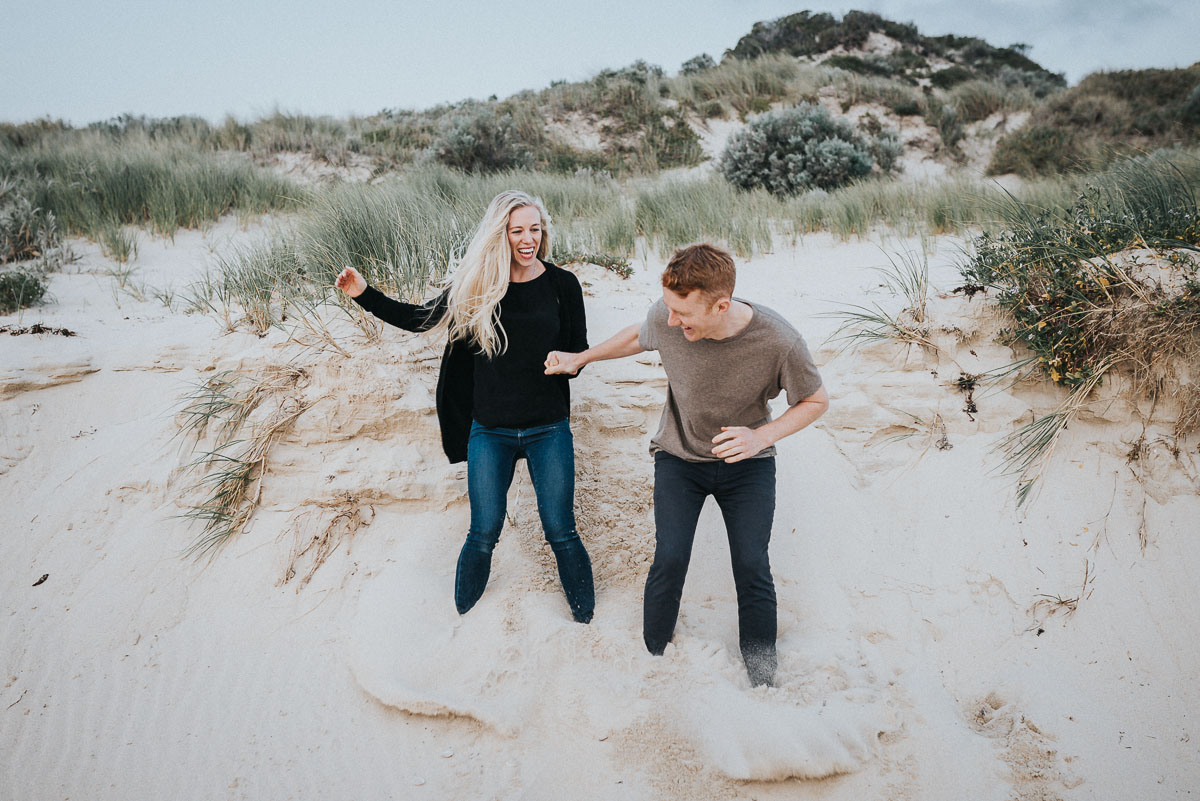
[457,419,594,622]
[645,451,778,685]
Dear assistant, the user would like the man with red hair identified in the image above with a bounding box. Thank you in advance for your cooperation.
[546,244,828,686]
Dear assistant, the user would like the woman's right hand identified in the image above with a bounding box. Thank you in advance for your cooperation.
[335,265,367,298]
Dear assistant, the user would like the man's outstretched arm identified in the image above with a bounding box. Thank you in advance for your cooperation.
[545,323,644,375]
[711,385,830,463]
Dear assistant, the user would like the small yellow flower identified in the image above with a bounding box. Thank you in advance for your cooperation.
[1037,321,1047,329]
[1050,369,1061,382]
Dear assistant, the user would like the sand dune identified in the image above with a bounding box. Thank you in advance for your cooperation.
[3,220,1198,800]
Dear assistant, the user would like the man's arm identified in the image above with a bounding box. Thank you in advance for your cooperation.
[545,323,644,375]
[711,385,829,463]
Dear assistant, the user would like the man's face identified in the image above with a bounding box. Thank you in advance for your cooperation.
[662,287,728,341]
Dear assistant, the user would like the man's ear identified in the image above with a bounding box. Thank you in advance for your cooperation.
[712,296,732,314]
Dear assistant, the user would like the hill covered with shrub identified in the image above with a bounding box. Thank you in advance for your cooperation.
[988,63,1200,176]
[721,9,1065,95]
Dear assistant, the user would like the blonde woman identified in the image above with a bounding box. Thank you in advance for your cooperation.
[335,191,594,622]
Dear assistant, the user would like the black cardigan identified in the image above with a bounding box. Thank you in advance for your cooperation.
[353,262,588,463]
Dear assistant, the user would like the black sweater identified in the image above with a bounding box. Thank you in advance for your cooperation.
[352,262,588,463]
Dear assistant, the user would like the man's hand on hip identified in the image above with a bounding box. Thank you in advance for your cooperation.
[711,426,773,463]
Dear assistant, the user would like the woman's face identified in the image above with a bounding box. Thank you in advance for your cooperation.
[507,205,542,269]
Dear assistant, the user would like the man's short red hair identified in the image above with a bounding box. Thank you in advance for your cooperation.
[661,243,736,302]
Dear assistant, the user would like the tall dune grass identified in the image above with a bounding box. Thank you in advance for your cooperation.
[1,135,304,239]
[666,54,809,117]
[204,167,629,332]
[634,178,776,257]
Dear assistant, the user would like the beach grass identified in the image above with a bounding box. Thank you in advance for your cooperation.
[633,177,776,257]
[824,246,941,355]
[1,135,305,240]
[202,166,629,332]
[177,365,314,558]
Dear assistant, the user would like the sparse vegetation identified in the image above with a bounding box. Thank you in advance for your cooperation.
[176,365,318,558]
[826,247,939,355]
[948,79,1037,124]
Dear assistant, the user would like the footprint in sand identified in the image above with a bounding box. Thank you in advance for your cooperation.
[963,692,1082,800]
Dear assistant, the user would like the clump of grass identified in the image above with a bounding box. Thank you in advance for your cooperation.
[555,249,633,278]
[176,365,317,558]
[200,166,629,336]
[666,52,802,119]
[99,223,137,263]
[948,79,1036,124]
[0,178,72,272]
[212,240,303,334]
[925,103,965,156]
[998,363,1114,505]
[280,496,373,590]
[963,152,1200,389]
[826,247,941,355]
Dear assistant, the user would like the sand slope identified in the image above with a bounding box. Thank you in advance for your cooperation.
[3,222,1198,800]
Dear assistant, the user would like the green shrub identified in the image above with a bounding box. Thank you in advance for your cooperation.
[1184,85,1200,124]
[0,268,48,312]
[825,55,893,77]
[728,10,920,60]
[432,104,539,173]
[887,95,925,116]
[960,151,1200,503]
[988,124,1079,176]
[929,66,974,90]
[963,152,1200,389]
[727,10,1061,92]
[719,103,898,195]
[680,54,716,75]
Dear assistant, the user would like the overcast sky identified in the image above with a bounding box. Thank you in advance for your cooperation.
[3,0,1198,125]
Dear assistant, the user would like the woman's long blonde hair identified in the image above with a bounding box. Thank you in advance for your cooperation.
[436,190,552,357]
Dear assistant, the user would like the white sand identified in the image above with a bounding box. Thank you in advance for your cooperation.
[3,220,1198,800]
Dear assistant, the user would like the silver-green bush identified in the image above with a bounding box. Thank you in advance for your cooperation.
[719,103,898,196]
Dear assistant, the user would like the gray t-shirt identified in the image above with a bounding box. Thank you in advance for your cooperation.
[638,299,823,462]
